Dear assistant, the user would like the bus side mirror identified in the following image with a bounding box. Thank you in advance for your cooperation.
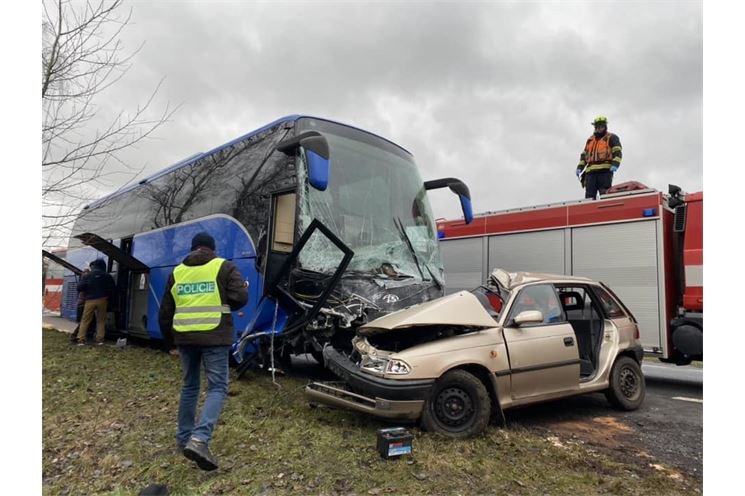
[276,131,330,191]
[424,177,473,224]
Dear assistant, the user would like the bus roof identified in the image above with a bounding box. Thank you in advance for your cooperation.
[84,115,412,210]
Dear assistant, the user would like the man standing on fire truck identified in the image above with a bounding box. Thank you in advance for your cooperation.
[576,116,623,199]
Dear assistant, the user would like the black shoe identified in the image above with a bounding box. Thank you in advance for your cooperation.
[183,438,218,471]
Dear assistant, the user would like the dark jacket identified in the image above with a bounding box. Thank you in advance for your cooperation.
[159,249,248,349]
[77,267,115,301]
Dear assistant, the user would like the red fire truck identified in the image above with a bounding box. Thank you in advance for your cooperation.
[436,182,703,365]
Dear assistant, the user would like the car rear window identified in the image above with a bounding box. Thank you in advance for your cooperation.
[592,286,626,318]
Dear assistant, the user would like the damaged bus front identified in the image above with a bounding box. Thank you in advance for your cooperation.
[236,117,473,372]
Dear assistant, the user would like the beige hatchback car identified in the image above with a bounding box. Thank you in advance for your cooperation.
[306,269,645,438]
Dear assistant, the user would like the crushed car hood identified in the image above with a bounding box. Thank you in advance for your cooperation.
[358,290,497,336]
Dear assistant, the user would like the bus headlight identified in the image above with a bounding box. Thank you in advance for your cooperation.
[385,359,411,375]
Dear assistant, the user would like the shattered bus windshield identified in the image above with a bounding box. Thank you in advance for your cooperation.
[296,120,442,282]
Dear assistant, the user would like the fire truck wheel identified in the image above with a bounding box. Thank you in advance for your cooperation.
[672,324,703,359]
[421,369,491,438]
[605,355,646,411]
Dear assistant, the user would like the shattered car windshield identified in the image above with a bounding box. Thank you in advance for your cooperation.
[296,123,443,282]
[471,285,508,319]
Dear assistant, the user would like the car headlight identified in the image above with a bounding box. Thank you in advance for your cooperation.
[385,359,411,375]
[360,356,387,374]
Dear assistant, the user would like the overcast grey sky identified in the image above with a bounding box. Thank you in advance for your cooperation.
[85,0,702,220]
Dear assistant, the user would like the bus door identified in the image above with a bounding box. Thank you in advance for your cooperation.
[74,233,149,338]
[264,190,297,295]
[118,237,150,338]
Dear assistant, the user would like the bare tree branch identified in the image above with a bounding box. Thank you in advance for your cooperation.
[42,0,177,247]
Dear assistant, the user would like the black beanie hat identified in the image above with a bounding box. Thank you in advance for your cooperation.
[191,232,216,251]
[91,259,106,271]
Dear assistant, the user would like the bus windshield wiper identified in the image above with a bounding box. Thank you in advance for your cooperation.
[393,217,428,281]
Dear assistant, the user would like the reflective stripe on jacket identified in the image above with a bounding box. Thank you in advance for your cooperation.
[578,132,622,173]
[171,257,228,332]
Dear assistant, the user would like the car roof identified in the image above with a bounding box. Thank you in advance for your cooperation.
[490,268,595,290]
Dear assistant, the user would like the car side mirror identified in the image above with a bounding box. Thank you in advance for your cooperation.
[513,310,544,326]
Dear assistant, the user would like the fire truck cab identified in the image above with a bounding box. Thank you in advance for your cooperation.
[437,182,702,365]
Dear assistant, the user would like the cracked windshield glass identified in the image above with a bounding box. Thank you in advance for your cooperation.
[297,125,442,282]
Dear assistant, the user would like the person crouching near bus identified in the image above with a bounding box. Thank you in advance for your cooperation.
[158,232,248,471]
[76,259,115,346]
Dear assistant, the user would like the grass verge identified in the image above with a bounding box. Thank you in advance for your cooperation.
[43,329,697,495]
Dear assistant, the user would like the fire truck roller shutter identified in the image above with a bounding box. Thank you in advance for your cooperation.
[571,221,662,353]
[488,230,567,275]
[439,237,485,295]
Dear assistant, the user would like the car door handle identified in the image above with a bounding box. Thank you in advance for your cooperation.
[563,337,574,347]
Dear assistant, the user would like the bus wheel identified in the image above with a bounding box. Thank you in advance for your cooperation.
[605,356,645,410]
[421,370,491,438]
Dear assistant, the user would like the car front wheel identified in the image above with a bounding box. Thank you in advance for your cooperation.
[605,355,646,410]
[421,369,491,438]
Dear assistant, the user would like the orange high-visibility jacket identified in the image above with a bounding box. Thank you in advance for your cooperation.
[577,132,622,174]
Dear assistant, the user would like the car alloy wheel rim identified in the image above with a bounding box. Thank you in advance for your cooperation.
[619,366,640,399]
[434,387,474,428]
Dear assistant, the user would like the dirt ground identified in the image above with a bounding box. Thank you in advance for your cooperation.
[504,380,703,484]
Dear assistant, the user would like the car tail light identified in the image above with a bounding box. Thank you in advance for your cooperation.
[634,325,640,340]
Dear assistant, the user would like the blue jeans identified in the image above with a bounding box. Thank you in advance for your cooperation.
[177,345,230,446]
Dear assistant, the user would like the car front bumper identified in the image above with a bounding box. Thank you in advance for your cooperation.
[303,347,434,421]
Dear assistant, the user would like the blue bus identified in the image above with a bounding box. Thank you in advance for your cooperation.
[48,115,472,370]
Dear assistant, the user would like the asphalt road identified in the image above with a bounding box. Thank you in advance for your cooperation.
[643,362,703,386]
[502,361,703,480]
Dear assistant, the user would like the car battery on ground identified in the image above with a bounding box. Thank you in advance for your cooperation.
[376,427,413,459]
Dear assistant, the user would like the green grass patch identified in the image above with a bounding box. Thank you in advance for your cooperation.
[43,329,696,495]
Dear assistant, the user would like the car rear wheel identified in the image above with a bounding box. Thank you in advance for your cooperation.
[605,355,645,410]
[421,369,491,438]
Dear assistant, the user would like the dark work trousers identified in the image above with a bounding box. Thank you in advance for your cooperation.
[585,170,614,199]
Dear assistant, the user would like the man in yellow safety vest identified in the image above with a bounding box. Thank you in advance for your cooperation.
[159,232,248,471]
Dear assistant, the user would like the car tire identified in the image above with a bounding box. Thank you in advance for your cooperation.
[604,355,645,410]
[421,369,491,438]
